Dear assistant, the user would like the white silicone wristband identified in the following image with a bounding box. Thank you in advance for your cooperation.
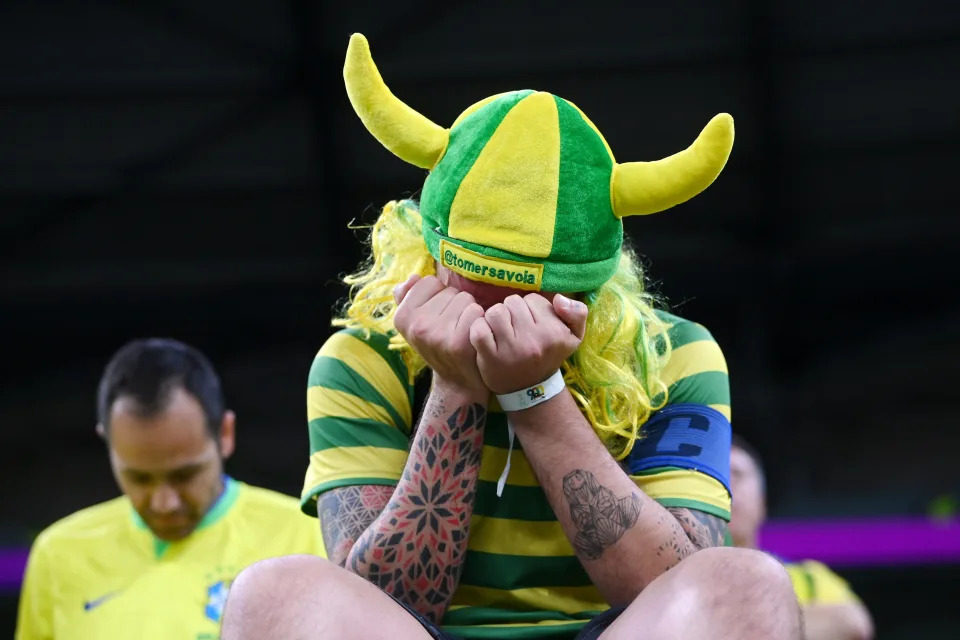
[496,370,566,412]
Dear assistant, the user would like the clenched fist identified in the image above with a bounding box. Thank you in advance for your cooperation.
[393,274,487,392]
[468,293,588,395]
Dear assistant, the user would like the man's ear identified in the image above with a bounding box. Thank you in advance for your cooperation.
[95,422,106,440]
[219,410,236,460]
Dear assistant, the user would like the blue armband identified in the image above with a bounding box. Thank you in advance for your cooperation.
[627,403,732,494]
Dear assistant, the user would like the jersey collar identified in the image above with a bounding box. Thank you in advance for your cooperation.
[130,475,241,557]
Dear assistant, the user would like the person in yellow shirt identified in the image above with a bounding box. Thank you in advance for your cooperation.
[729,436,874,640]
[15,338,323,640]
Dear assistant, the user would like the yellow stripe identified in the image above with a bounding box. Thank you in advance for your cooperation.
[478,446,538,487]
[565,99,615,162]
[302,447,406,496]
[307,387,396,428]
[632,469,730,512]
[449,92,561,258]
[451,92,515,129]
[709,403,732,421]
[318,333,411,427]
[468,516,574,557]
[660,339,728,388]
[451,584,604,616]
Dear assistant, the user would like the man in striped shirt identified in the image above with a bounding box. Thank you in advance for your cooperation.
[222,33,801,640]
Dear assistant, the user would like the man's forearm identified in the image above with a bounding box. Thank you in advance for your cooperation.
[345,379,488,623]
[509,389,701,605]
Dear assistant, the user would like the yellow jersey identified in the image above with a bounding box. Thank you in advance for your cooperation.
[16,477,323,640]
[785,560,861,606]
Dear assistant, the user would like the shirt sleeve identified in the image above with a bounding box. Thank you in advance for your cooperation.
[15,535,54,640]
[657,317,731,419]
[300,328,415,516]
[629,316,732,520]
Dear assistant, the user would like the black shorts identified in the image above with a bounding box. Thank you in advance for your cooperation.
[389,593,627,640]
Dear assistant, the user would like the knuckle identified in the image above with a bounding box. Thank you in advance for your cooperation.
[408,320,429,340]
[455,290,476,304]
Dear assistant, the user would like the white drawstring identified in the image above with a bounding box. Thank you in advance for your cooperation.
[495,420,515,498]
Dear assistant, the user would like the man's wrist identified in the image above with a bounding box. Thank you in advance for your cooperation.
[431,373,489,403]
[496,370,566,412]
[505,386,573,425]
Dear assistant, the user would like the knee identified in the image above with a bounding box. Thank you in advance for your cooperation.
[222,554,334,639]
[686,547,801,634]
[687,547,795,599]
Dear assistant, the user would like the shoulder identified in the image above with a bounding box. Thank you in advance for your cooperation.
[654,309,719,352]
[309,328,409,387]
[236,482,311,517]
[652,310,730,416]
[30,497,130,557]
[232,482,324,553]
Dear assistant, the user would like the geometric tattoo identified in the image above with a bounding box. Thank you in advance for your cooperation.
[562,469,642,560]
[319,485,393,566]
[667,506,729,550]
[346,402,487,623]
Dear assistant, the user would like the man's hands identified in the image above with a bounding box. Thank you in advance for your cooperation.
[469,293,587,394]
[393,274,486,392]
[394,276,588,395]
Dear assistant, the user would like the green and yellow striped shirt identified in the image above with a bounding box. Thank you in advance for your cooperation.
[301,310,731,639]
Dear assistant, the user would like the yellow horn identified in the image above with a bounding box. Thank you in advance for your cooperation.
[343,33,449,169]
[611,113,734,218]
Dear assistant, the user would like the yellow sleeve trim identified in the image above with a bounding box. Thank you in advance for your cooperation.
[632,468,731,516]
[708,403,732,421]
[318,333,412,428]
[660,339,728,388]
[307,387,397,429]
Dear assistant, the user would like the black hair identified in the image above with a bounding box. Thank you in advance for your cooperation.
[97,338,226,438]
[731,433,766,491]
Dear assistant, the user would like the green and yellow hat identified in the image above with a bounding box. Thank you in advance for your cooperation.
[344,33,734,293]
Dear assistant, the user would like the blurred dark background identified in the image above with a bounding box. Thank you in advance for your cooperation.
[1,0,958,637]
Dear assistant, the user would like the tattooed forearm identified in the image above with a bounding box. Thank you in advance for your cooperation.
[562,469,642,560]
[667,507,729,550]
[346,401,487,623]
[318,485,393,566]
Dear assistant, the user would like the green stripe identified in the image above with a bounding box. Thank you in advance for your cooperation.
[483,413,523,450]
[461,550,590,590]
[341,328,411,396]
[474,480,558,521]
[300,477,399,517]
[630,465,686,477]
[442,608,600,626]
[551,96,619,265]
[655,497,731,521]
[443,621,589,639]
[308,416,409,453]
[309,356,407,431]
[654,371,730,407]
[421,91,533,233]
[653,312,714,355]
[804,567,817,601]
